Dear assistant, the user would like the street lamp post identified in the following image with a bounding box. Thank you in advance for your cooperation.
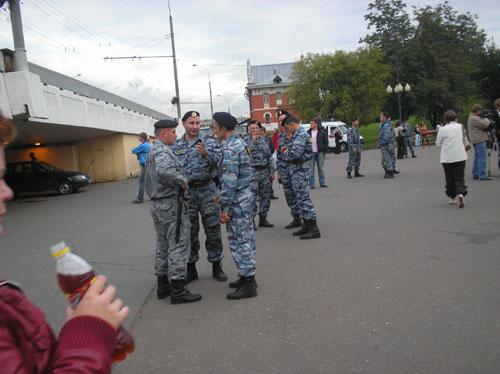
[217,94,231,114]
[193,64,214,119]
[386,82,411,121]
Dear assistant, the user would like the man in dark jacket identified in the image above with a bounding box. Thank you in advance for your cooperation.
[493,98,500,170]
[307,116,328,188]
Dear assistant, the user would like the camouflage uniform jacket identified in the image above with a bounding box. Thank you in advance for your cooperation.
[219,134,253,214]
[347,127,362,153]
[145,138,187,200]
[171,134,221,183]
[244,134,273,171]
[282,127,313,164]
[379,121,395,146]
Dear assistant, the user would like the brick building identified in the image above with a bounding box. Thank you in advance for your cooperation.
[245,60,295,128]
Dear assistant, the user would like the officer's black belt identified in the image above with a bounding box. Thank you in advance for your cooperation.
[150,195,176,201]
[188,179,212,188]
[252,165,268,170]
[285,158,311,165]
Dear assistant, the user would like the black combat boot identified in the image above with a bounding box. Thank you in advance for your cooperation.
[285,215,302,229]
[347,171,353,179]
[253,218,258,231]
[170,279,202,304]
[300,219,321,240]
[354,169,364,177]
[412,152,417,158]
[185,262,198,284]
[229,276,258,289]
[393,169,400,174]
[227,276,257,300]
[212,262,228,282]
[293,219,310,236]
[157,275,170,300]
[384,170,394,179]
[259,216,274,228]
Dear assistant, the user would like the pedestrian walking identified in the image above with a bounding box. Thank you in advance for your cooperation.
[145,119,202,304]
[379,112,399,179]
[171,111,227,284]
[244,120,274,229]
[396,121,405,159]
[212,112,258,300]
[492,98,500,170]
[436,110,468,208]
[281,116,321,240]
[276,110,302,229]
[467,104,492,181]
[131,132,151,204]
[346,116,363,178]
[307,116,328,188]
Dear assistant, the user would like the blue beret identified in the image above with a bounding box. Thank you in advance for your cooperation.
[154,119,177,129]
[213,112,237,129]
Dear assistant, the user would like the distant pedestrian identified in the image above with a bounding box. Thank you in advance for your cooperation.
[379,112,399,179]
[333,129,342,154]
[402,117,416,158]
[29,152,37,162]
[346,116,363,178]
[491,98,500,170]
[282,116,321,240]
[467,104,491,180]
[131,132,152,203]
[212,112,258,300]
[307,116,328,188]
[436,110,468,208]
[395,121,405,159]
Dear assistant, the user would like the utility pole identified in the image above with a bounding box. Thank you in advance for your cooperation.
[8,0,28,71]
[168,0,181,120]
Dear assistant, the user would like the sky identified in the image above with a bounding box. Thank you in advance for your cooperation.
[0,0,498,120]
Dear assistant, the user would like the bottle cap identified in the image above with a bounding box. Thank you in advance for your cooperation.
[50,241,71,258]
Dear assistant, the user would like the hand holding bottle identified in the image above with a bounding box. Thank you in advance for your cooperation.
[66,275,129,330]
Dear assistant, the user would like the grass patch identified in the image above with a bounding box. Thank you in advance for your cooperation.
[359,122,380,150]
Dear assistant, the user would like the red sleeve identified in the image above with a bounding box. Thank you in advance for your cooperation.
[0,325,30,374]
[50,316,117,374]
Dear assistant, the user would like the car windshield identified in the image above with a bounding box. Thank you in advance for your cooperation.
[38,161,61,172]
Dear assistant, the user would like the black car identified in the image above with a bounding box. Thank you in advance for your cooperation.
[5,161,91,197]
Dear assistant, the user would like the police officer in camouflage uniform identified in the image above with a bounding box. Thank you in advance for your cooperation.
[379,112,400,179]
[145,119,202,304]
[172,111,227,284]
[281,116,321,240]
[276,111,302,229]
[244,120,274,229]
[212,112,258,300]
[346,116,364,178]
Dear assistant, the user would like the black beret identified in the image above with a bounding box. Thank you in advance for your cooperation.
[213,112,237,129]
[351,116,360,122]
[181,111,200,121]
[154,119,177,129]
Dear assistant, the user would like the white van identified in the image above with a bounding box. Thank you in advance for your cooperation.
[301,121,364,153]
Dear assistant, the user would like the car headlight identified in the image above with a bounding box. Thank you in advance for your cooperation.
[71,175,88,181]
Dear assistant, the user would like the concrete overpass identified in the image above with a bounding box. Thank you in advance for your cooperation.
[1,49,176,182]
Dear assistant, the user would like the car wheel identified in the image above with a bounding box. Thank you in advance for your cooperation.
[57,180,73,195]
[340,142,348,153]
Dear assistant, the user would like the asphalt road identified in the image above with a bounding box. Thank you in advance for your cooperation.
[1,146,499,374]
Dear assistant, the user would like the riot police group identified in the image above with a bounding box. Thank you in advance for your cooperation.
[145,110,320,304]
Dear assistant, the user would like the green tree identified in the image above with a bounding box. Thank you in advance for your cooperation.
[288,48,390,124]
[406,2,487,124]
[477,41,500,105]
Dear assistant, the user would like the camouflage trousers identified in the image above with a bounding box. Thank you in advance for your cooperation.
[251,168,272,219]
[150,198,190,281]
[187,182,223,264]
[279,166,300,217]
[226,189,256,277]
[346,150,361,172]
[290,165,317,220]
[380,144,396,171]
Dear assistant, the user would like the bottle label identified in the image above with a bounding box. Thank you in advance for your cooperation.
[66,276,96,308]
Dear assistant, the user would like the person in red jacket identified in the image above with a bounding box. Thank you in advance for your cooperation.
[0,116,129,373]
